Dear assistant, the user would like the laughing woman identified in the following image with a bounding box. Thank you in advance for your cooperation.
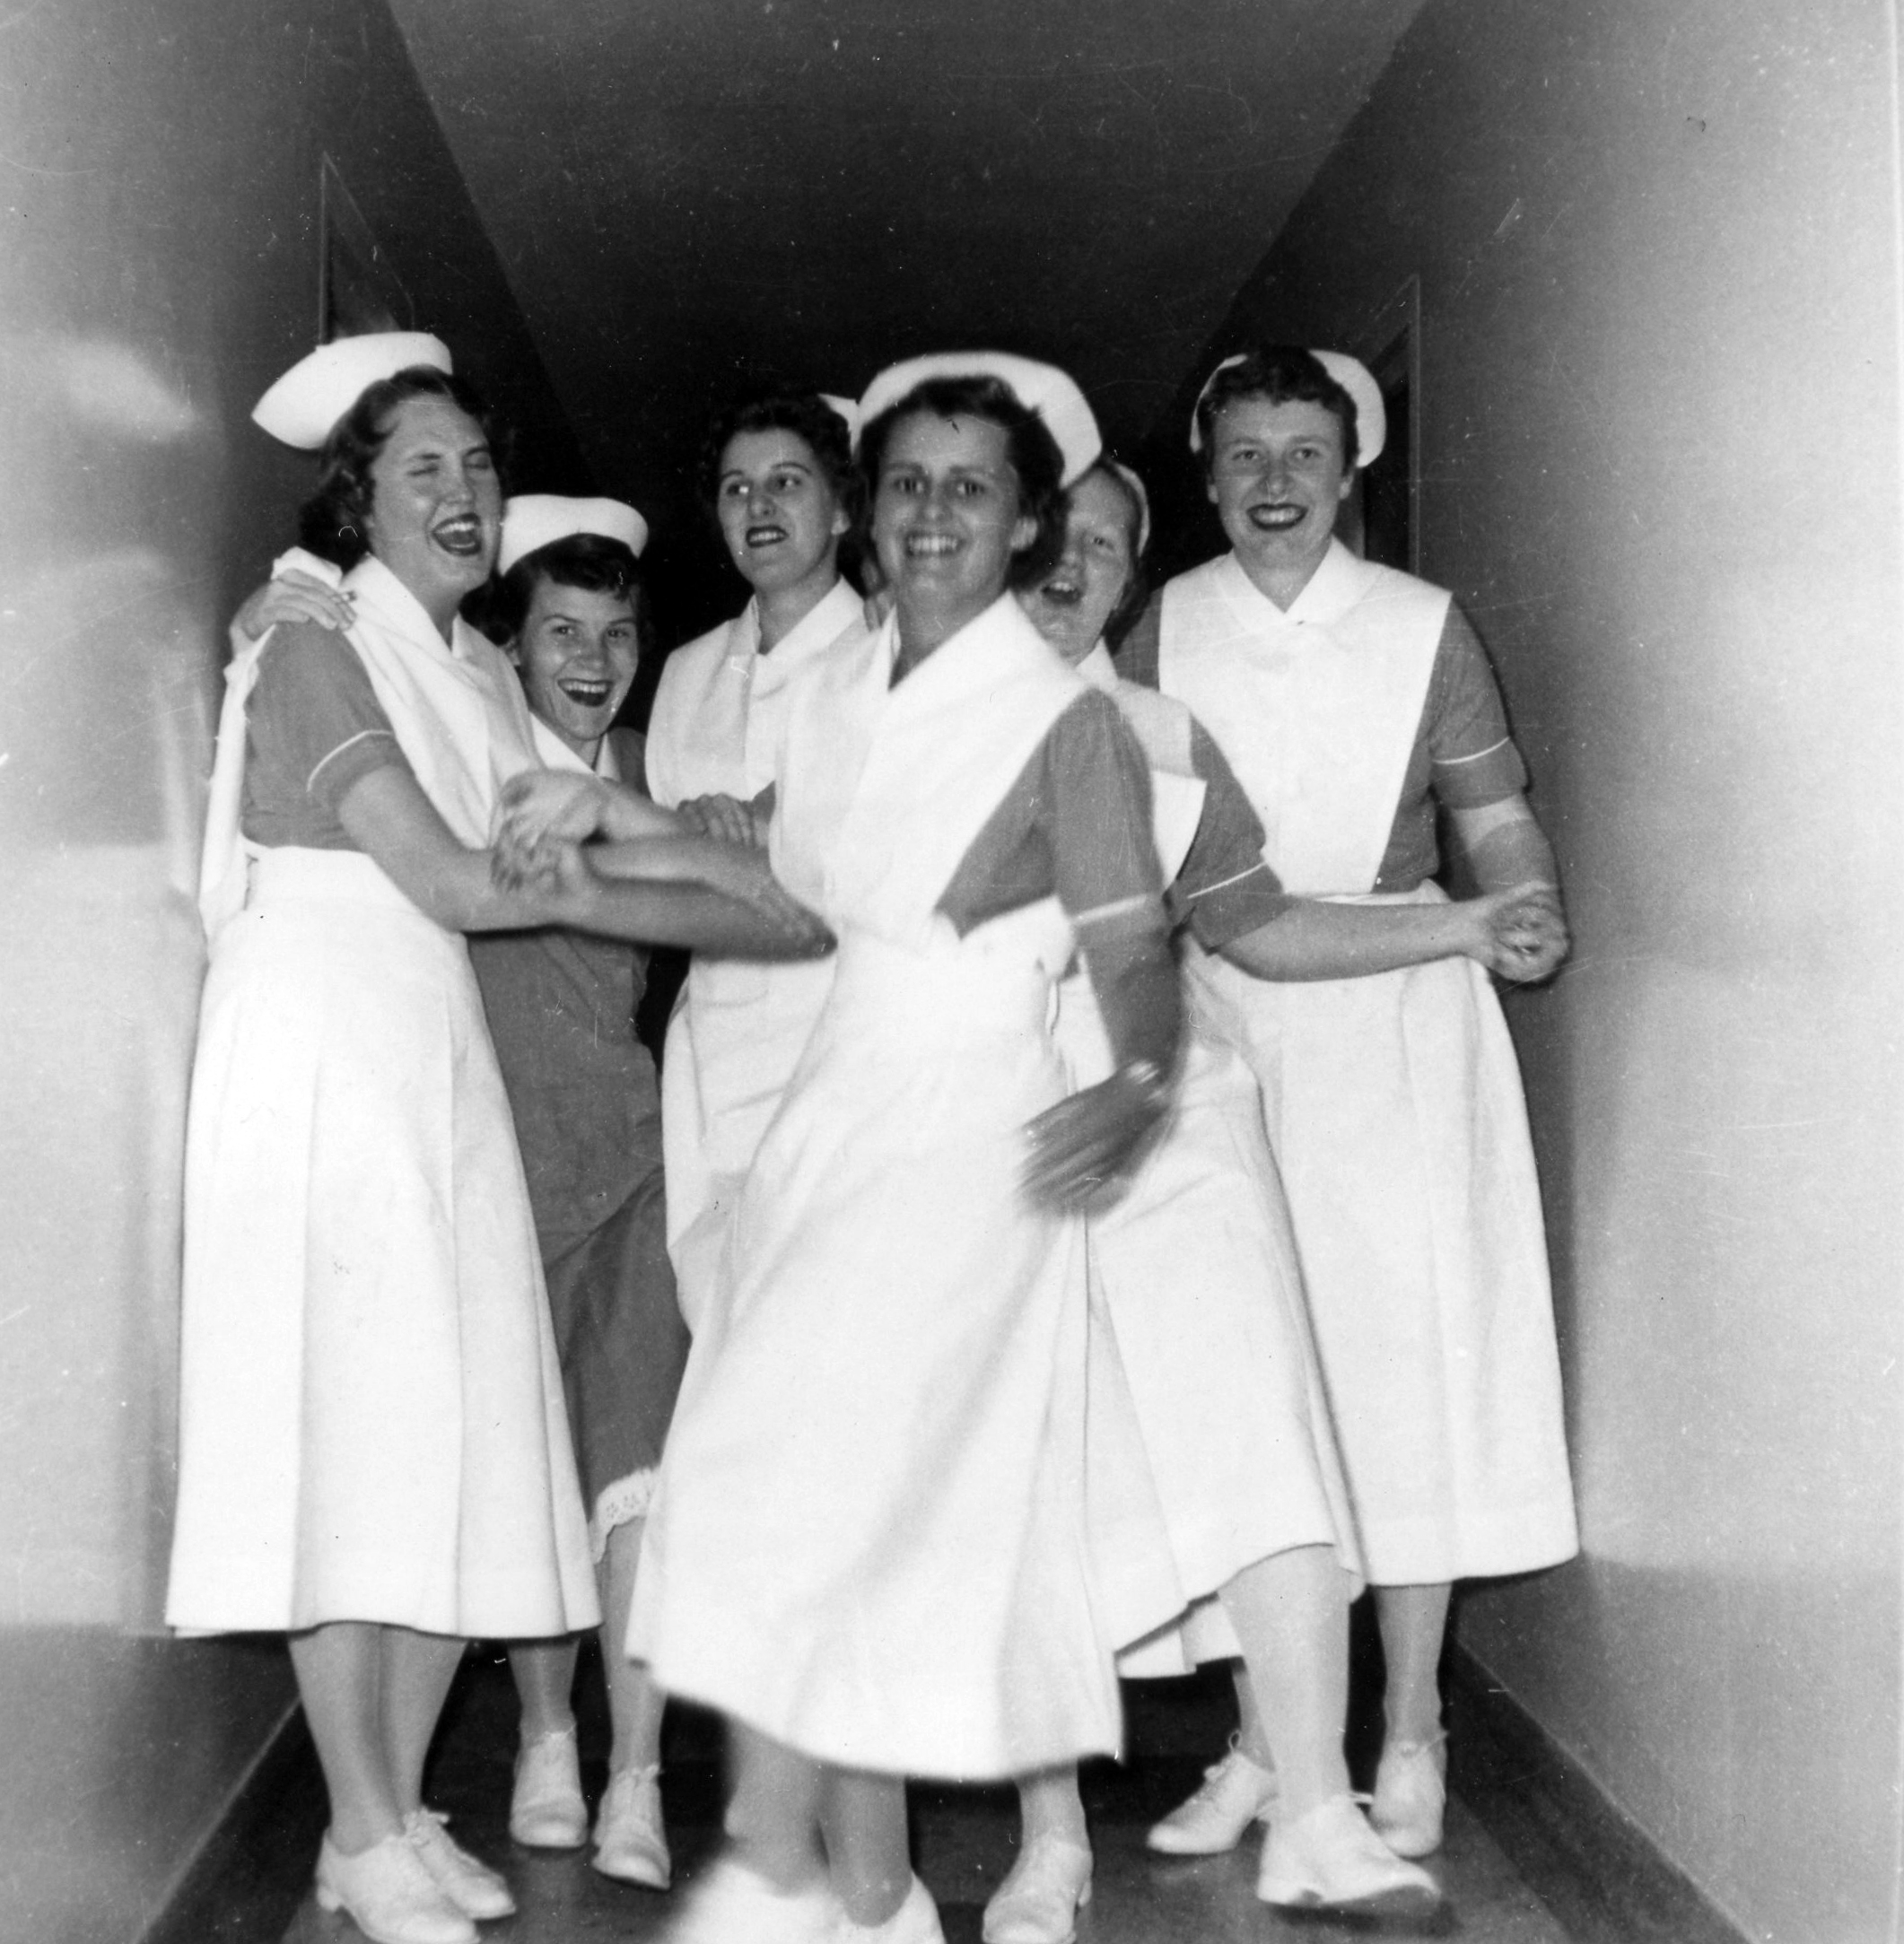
[170,337,830,1944]
[622,355,1183,1944]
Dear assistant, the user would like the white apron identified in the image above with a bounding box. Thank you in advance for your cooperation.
[632,599,1121,1778]
[166,557,598,1635]
[1157,545,1577,1582]
[1052,648,1362,1676]
[644,580,866,1329]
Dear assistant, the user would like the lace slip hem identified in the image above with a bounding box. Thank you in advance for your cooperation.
[589,1467,659,1563]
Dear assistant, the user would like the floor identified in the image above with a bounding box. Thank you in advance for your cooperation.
[263,1630,1593,1944]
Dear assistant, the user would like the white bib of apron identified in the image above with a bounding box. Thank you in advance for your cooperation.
[813,598,1086,951]
[1158,542,1445,894]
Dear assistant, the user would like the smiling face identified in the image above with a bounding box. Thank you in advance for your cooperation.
[872,410,1036,644]
[714,428,850,600]
[1020,468,1139,665]
[511,578,641,762]
[362,393,502,628]
[1205,396,1354,604]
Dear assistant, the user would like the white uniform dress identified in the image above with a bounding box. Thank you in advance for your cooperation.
[644,580,866,1329]
[1055,646,1362,1674]
[1155,542,1577,1582]
[632,597,1157,1779]
[166,555,599,1637]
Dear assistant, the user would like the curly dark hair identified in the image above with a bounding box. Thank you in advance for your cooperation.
[855,374,1068,593]
[696,389,860,516]
[1194,345,1358,475]
[475,533,651,664]
[297,366,500,569]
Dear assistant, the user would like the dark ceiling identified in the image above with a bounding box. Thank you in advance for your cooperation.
[386,0,1425,622]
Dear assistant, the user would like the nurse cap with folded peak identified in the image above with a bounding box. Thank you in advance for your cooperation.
[252,331,453,449]
[856,352,1102,487]
[499,495,650,576]
[1189,348,1387,469]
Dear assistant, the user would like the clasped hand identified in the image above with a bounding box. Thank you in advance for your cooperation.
[1472,882,1569,982]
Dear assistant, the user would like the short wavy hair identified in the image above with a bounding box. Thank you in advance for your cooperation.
[856,374,1068,592]
[1081,458,1152,646]
[478,532,651,660]
[1194,345,1358,475]
[297,366,500,570]
[696,389,860,516]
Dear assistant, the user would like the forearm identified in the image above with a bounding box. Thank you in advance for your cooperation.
[594,782,683,841]
[557,878,826,958]
[1078,905,1182,1077]
[405,845,565,933]
[1220,898,1479,982]
[585,833,756,887]
[1452,795,1560,894]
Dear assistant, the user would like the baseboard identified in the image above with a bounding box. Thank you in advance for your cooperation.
[141,1702,325,1944]
[1446,1645,1748,1944]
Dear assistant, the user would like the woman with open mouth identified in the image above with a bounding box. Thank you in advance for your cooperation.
[172,336,833,1944]
[981,455,1502,1936]
[643,389,869,1342]
[622,353,1183,1944]
[1123,344,1579,1868]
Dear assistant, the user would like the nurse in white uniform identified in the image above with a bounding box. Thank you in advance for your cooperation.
[989,459,1463,1940]
[1124,345,1577,1862]
[171,340,831,1944]
[643,390,868,1332]
[625,354,1184,1944]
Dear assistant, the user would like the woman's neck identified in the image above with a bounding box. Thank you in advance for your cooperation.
[755,559,841,654]
[1231,537,1331,613]
[892,588,996,681]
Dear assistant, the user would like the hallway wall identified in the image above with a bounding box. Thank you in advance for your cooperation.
[0,5,581,1940]
[1192,3,1904,1939]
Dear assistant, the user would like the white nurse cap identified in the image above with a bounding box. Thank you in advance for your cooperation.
[819,393,862,440]
[857,352,1102,487]
[498,494,649,576]
[1189,348,1387,469]
[252,331,453,449]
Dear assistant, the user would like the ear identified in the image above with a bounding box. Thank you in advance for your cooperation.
[1010,512,1039,554]
[831,505,852,537]
[1337,469,1357,503]
[1204,471,1221,508]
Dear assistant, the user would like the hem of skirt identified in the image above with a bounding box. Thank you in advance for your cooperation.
[590,1467,659,1563]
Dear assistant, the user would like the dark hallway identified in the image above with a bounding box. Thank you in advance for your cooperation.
[4,5,1902,1944]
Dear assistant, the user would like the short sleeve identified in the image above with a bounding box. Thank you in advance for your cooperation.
[1424,605,1528,808]
[240,624,410,848]
[1045,690,1161,920]
[1168,719,1293,948]
[934,690,1161,934]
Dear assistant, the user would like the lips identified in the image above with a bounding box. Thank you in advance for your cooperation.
[432,514,485,556]
[1247,503,1306,532]
[745,524,788,547]
[1037,575,1084,608]
[556,677,615,708]
[904,532,960,558]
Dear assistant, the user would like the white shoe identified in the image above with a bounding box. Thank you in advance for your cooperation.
[1372,1730,1448,1858]
[983,1835,1091,1944]
[592,1763,672,1889]
[510,1727,587,1849]
[1256,1794,1441,1919]
[834,1876,944,1944]
[1145,1735,1277,1854]
[662,1856,838,1944]
[315,1831,476,1944]
[403,1809,516,1921]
